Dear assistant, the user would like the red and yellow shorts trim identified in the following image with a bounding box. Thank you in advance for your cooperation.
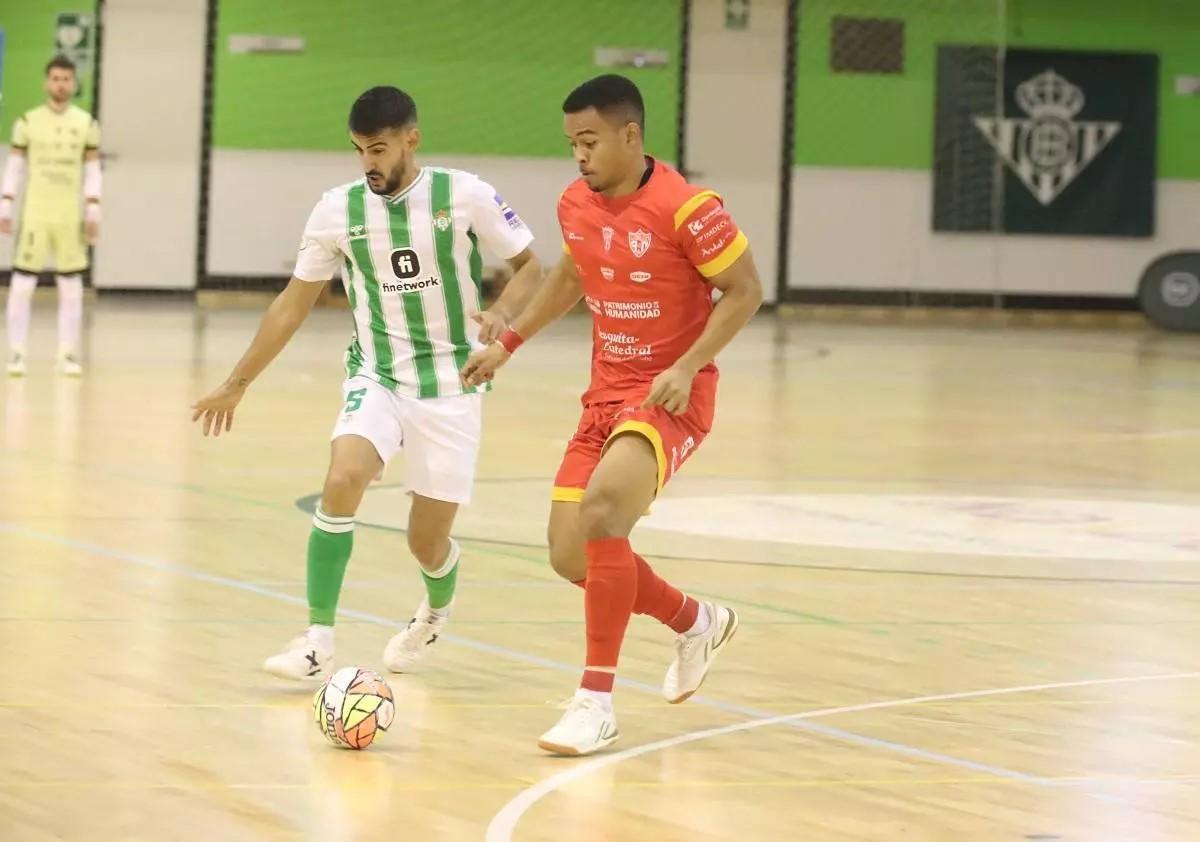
[551,369,717,503]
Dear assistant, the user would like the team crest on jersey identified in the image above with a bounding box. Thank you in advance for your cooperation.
[434,209,452,232]
[602,226,614,252]
[628,229,652,258]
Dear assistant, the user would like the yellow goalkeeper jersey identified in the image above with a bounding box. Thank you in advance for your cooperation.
[11,104,101,222]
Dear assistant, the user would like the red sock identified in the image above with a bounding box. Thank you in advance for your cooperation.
[572,557,699,634]
[632,553,699,633]
[580,537,637,693]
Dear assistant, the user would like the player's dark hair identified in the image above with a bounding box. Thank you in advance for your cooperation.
[45,55,76,76]
[348,86,418,135]
[562,74,645,131]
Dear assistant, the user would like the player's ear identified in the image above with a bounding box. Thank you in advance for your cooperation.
[406,126,421,152]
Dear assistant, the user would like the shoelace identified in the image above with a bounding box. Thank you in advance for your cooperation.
[398,617,438,652]
[561,695,604,725]
[675,633,703,662]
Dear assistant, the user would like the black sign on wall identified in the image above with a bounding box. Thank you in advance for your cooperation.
[933,47,1158,237]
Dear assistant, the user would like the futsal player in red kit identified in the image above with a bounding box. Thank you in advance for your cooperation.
[462,75,763,755]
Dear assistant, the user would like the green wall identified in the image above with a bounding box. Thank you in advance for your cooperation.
[0,2,97,138]
[212,1,681,161]
[794,0,1200,178]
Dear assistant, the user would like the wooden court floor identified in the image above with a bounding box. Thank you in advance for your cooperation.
[2,294,1200,841]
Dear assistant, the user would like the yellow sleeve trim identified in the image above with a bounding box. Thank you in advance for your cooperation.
[697,230,749,278]
[673,190,721,230]
[604,421,667,496]
[551,486,586,503]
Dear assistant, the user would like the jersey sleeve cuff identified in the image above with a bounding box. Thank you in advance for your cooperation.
[497,228,535,261]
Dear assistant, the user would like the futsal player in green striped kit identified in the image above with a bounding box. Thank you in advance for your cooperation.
[192,87,542,678]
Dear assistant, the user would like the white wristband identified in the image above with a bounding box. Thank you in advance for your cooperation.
[83,159,102,202]
[0,154,25,199]
[0,197,12,221]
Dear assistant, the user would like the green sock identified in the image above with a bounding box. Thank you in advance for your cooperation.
[307,509,354,626]
[421,538,460,610]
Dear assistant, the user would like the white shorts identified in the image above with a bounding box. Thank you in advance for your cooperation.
[331,375,483,505]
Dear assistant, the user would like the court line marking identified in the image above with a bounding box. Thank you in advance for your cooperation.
[0,523,1170,810]
[485,670,1200,842]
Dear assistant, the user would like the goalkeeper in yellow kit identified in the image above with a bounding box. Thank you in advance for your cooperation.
[1,56,102,377]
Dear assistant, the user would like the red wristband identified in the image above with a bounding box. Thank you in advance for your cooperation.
[496,328,524,355]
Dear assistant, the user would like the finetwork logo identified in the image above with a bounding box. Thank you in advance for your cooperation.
[974,69,1121,206]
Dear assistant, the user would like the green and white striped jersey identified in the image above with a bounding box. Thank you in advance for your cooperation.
[294,167,533,398]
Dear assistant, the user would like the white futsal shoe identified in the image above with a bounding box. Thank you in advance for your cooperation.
[262,628,334,680]
[382,597,451,673]
[538,691,619,756]
[58,351,83,377]
[6,352,26,377]
[662,602,740,704]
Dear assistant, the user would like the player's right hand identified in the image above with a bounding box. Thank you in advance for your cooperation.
[191,380,247,437]
[460,342,510,388]
[471,310,508,344]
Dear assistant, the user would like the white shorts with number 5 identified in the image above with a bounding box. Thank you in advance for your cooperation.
[330,375,483,505]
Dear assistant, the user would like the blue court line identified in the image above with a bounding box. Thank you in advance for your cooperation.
[0,521,1120,801]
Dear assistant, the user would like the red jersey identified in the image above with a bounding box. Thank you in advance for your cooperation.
[557,158,748,404]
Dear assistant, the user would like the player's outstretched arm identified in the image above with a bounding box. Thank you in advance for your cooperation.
[191,277,328,437]
[461,250,582,387]
[644,248,764,414]
[472,247,542,343]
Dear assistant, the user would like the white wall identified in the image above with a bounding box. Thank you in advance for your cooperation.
[685,0,788,303]
[788,167,1200,296]
[206,151,572,276]
[93,0,206,289]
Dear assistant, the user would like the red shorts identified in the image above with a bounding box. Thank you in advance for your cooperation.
[551,368,718,503]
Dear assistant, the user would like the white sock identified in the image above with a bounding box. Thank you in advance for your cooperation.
[6,271,37,354]
[577,688,614,712]
[56,274,83,356]
[682,601,712,638]
[307,623,334,651]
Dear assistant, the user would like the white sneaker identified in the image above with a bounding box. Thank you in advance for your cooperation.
[6,352,26,377]
[662,602,739,704]
[382,597,450,673]
[59,352,83,377]
[262,629,333,680]
[537,691,619,756]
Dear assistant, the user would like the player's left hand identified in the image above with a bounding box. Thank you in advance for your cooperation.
[460,342,509,388]
[472,309,507,344]
[642,364,696,415]
[84,220,100,245]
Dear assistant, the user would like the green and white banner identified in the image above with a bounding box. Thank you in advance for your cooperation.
[933,47,1158,237]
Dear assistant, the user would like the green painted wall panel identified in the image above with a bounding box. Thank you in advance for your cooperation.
[212,1,681,160]
[795,0,1200,178]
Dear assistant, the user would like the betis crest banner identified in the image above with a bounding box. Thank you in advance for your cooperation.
[932,47,1158,237]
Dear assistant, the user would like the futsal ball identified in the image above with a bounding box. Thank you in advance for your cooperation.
[313,666,396,750]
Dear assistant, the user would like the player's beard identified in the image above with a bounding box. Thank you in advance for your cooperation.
[366,164,404,196]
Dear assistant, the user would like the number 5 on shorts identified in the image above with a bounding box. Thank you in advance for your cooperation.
[344,388,367,414]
